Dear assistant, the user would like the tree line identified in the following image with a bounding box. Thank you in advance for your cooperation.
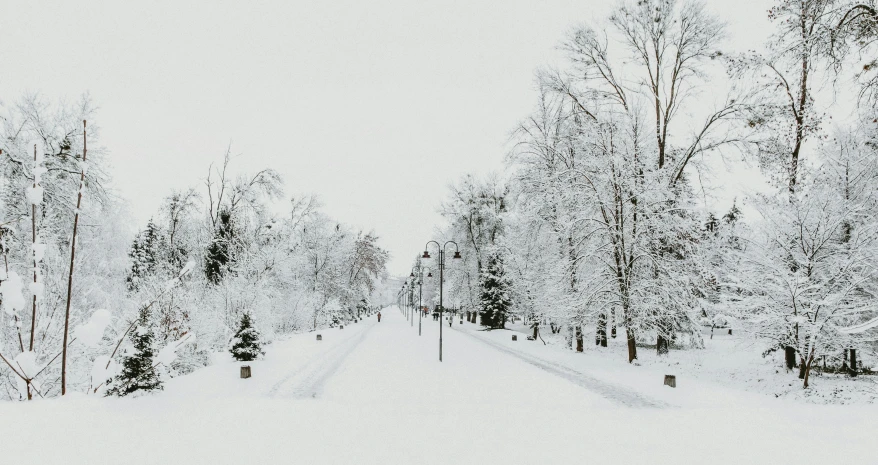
[430,0,878,389]
[0,97,388,399]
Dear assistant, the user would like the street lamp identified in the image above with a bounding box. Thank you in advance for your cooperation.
[423,240,461,362]
[406,277,415,327]
[412,263,433,337]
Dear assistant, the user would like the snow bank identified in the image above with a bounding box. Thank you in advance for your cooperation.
[0,271,25,315]
[157,333,197,366]
[74,309,112,348]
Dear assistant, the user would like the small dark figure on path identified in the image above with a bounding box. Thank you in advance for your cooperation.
[377,312,381,322]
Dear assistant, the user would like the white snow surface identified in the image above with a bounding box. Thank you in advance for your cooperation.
[25,185,44,205]
[74,309,112,348]
[32,242,46,263]
[0,271,25,315]
[0,308,874,464]
[156,333,196,366]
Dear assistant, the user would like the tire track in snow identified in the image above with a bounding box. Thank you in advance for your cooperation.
[454,327,670,408]
[268,321,375,399]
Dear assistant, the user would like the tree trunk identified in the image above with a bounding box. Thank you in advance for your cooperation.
[532,324,538,340]
[626,328,637,363]
[610,309,616,338]
[575,326,583,352]
[596,313,607,347]
[798,357,806,379]
[802,347,817,388]
[61,120,88,396]
[657,334,669,356]
[850,348,858,377]
[784,346,797,371]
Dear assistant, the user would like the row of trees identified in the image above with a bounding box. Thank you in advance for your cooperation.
[0,97,388,399]
[433,0,878,388]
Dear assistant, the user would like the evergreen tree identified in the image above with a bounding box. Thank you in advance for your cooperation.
[723,199,742,225]
[704,212,719,235]
[205,208,235,285]
[478,250,512,329]
[126,219,167,291]
[230,312,263,361]
[106,308,162,396]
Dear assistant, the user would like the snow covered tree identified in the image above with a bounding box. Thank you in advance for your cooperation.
[106,308,162,396]
[230,312,263,361]
[205,208,236,285]
[479,250,512,329]
[126,219,168,291]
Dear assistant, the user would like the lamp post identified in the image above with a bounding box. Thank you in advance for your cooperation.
[403,283,411,320]
[402,285,406,318]
[411,265,433,336]
[423,241,461,362]
[407,278,415,327]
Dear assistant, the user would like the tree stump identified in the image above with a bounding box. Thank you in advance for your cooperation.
[316,334,322,341]
[512,335,518,341]
[663,375,676,388]
[240,366,252,379]
[728,329,732,335]
[339,325,344,329]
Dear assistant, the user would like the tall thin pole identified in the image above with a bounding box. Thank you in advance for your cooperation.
[30,143,37,354]
[61,120,87,396]
[439,249,444,362]
[418,278,422,336]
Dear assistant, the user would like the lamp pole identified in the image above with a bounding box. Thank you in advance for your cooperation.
[411,265,433,337]
[423,241,461,362]
[409,280,415,327]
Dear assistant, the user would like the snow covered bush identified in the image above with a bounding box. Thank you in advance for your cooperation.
[106,309,162,396]
[229,312,263,362]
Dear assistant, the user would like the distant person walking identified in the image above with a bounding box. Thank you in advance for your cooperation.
[377,312,381,322]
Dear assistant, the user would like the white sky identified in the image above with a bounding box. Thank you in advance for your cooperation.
[1,0,773,275]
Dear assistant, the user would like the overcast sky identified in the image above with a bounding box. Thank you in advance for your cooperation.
[1,0,773,275]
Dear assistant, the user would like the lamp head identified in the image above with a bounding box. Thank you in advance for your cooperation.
[453,251,462,259]
[422,250,431,259]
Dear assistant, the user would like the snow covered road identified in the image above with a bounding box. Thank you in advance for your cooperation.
[0,307,875,464]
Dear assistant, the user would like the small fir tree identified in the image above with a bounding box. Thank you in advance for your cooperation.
[479,251,513,329]
[230,312,263,361]
[106,308,162,396]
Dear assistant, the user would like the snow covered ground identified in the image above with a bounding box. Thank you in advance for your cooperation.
[495,319,878,405]
[1,307,875,464]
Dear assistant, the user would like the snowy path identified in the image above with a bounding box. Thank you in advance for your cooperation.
[0,307,876,464]
[267,320,375,399]
[451,323,669,408]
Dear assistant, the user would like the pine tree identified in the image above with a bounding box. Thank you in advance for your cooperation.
[479,251,512,329]
[230,312,263,361]
[704,212,719,235]
[126,218,167,291]
[106,308,162,396]
[205,208,235,285]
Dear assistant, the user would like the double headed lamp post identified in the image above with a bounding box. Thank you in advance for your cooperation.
[410,265,433,336]
[422,241,461,362]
